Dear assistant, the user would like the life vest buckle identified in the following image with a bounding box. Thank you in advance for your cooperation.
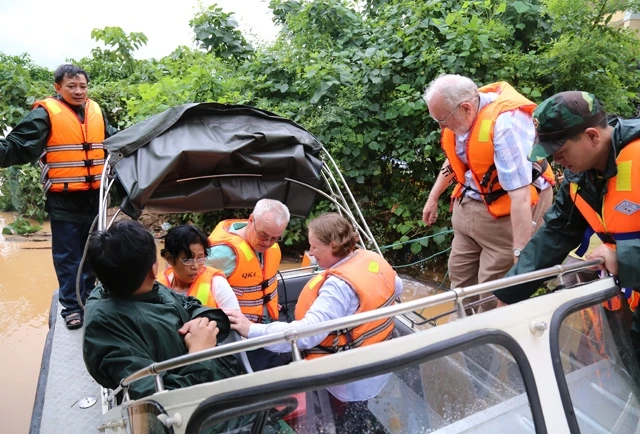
[261,280,269,290]
[84,159,95,167]
[82,142,92,151]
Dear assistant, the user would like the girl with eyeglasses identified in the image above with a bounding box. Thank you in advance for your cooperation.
[158,225,240,310]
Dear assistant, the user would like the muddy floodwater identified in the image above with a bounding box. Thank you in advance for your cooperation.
[0,211,448,432]
[0,212,56,433]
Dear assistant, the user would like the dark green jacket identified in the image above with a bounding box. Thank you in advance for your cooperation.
[83,283,241,400]
[0,96,117,223]
[495,118,640,304]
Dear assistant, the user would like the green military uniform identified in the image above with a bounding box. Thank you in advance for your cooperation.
[0,95,117,223]
[83,282,240,399]
[83,283,294,433]
[494,92,640,365]
[494,93,640,303]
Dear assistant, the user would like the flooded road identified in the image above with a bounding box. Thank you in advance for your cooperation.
[0,212,56,433]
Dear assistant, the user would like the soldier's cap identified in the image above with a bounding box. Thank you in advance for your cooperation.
[528,91,606,162]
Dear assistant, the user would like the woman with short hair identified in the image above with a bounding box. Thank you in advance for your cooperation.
[226,212,402,432]
[158,225,239,310]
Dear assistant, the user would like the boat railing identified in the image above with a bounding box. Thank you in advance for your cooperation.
[115,257,607,398]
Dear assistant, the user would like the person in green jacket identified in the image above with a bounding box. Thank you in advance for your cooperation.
[83,219,241,399]
[493,91,640,360]
[0,64,117,329]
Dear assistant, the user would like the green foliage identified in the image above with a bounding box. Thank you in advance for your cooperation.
[0,53,50,133]
[0,176,13,212]
[190,4,254,60]
[81,27,149,83]
[1,216,42,235]
[2,0,640,266]
[0,165,46,223]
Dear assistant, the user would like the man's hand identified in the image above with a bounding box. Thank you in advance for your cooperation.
[587,244,618,276]
[223,309,252,338]
[179,318,219,353]
[422,199,439,226]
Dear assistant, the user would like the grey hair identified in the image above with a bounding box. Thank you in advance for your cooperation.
[253,199,291,226]
[423,74,479,109]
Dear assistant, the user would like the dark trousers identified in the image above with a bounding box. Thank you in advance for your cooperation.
[247,348,291,372]
[50,219,95,318]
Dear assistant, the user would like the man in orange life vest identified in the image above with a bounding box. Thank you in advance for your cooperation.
[206,198,290,370]
[0,64,116,330]
[494,91,640,362]
[421,74,554,311]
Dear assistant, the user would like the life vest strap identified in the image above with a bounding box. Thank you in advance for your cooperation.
[244,313,262,322]
[575,227,596,257]
[470,159,549,205]
[44,143,104,152]
[42,175,101,193]
[605,231,640,241]
[576,227,640,257]
[230,275,277,294]
[46,159,105,168]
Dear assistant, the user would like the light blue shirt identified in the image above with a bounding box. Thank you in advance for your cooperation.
[455,92,551,200]
[206,222,263,276]
[207,221,269,322]
[248,254,404,402]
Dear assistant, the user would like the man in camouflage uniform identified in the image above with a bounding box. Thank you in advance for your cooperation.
[494,91,640,362]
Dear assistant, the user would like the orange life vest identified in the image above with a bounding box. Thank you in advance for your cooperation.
[569,138,640,312]
[156,266,225,308]
[441,82,555,218]
[294,249,397,360]
[34,97,106,193]
[208,219,280,322]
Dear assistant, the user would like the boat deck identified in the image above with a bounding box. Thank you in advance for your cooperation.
[30,294,101,434]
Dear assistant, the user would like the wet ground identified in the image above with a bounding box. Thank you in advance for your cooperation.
[0,211,448,432]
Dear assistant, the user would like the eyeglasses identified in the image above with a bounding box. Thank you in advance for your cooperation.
[180,257,206,266]
[253,218,283,243]
[431,102,463,126]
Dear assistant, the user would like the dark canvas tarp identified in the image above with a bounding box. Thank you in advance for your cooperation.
[103,103,324,218]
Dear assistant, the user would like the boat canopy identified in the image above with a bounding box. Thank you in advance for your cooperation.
[103,103,324,219]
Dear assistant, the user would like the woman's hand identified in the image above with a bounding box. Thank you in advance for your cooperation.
[223,309,252,338]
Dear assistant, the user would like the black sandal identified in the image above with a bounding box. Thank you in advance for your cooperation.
[65,312,83,330]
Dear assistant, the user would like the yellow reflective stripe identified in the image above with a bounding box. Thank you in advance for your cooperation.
[92,100,101,114]
[238,241,255,261]
[477,119,492,143]
[45,100,62,115]
[308,274,323,290]
[367,261,379,273]
[570,183,578,196]
[196,283,210,305]
[616,161,632,192]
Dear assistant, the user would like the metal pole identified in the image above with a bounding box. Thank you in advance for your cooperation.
[120,258,606,387]
[154,374,166,392]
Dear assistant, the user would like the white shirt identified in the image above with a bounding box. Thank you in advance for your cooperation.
[455,92,551,200]
[166,273,240,310]
[248,257,403,402]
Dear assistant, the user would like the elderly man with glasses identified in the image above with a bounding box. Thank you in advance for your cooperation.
[207,198,291,370]
[421,74,555,313]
